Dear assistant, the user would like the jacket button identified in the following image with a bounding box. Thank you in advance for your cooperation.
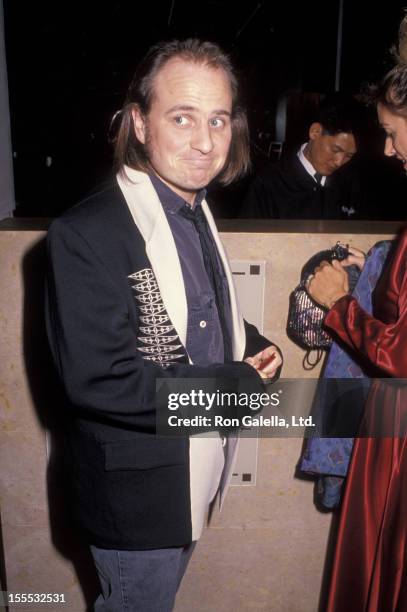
[199,320,207,328]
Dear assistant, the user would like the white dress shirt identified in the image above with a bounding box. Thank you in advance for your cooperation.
[297,143,327,186]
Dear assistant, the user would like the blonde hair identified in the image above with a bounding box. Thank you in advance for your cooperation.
[375,10,407,117]
[391,9,407,64]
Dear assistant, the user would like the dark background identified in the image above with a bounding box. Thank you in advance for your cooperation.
[4,0,407,218]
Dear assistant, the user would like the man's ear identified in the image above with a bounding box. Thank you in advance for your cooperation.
[132,106,147,144]
[308,122,323,141]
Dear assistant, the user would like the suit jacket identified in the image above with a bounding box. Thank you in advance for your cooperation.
[240,153,363,219]
[46,168,274,550]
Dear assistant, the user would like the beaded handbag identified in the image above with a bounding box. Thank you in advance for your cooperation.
[287,243,359,368]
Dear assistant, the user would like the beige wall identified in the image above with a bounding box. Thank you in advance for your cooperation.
[0,226,396,611]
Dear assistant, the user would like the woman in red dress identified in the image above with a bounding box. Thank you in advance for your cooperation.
[308,63,407,612]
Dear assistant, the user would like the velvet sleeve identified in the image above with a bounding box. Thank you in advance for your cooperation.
[243,320,283,380]
[324,287,407,378]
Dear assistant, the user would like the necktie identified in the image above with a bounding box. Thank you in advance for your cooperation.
[179,204,233,361]
[314,172,323,185]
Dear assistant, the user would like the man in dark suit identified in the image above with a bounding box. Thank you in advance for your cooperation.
[241,95,364,219]
[46,39,282,611]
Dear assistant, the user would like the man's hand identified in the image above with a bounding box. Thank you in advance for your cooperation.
[244,345,282,380]
[307,260,349,309]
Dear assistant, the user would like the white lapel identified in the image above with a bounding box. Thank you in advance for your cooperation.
[117,167,246,360]
[201,199,246,360]
[116,167,188,348]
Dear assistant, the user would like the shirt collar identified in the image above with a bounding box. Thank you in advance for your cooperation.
[149,173,206,214]
[297,143,327,186]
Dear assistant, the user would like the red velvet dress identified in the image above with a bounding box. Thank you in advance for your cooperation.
[323,228,407,612]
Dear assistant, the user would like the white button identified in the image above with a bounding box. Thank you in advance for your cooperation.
[199,320,207,328]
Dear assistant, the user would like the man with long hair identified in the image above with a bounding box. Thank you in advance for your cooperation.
[46,39,281,611]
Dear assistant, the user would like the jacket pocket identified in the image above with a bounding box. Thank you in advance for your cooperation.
[104,437,187,471]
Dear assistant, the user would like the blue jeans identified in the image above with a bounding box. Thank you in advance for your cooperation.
[90,542,195,611]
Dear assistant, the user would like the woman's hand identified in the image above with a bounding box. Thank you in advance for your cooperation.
[307,260,349,309]
[339,245,366,271]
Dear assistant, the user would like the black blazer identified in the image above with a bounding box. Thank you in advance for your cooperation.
[46,178,275,550]
[241,153,363,219]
